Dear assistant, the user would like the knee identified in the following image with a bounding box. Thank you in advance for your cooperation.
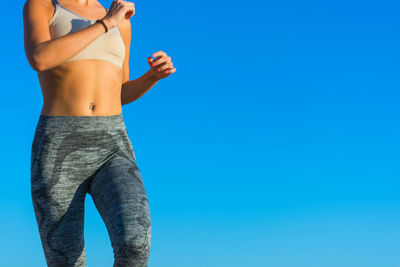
[113,224,151,267]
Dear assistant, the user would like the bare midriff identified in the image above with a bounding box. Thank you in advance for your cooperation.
[38,59,123,116]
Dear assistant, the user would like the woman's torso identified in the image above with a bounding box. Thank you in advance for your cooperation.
[37,0,125,116]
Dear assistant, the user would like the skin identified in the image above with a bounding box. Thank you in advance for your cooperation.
[23,0,177,116]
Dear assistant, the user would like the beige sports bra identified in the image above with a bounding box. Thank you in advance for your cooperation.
[48,0,125,70]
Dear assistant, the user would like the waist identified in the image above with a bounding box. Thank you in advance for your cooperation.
[35,113,126,133]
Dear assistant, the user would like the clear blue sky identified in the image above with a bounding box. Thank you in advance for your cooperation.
[1,0,399,266]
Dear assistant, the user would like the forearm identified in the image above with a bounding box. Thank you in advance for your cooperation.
[121,69,160,105]
[34,21,109,72]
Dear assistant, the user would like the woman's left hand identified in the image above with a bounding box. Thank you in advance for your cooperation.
[147,51,177,80]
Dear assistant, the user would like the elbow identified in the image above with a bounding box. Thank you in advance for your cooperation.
[32,61,45,72]
[32,53,46,72]
[32,48,49,72]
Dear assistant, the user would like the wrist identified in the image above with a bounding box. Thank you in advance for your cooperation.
[102,18,113,30]
[146,69,161,82]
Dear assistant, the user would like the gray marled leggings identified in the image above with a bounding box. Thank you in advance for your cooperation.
[30,113,151,267]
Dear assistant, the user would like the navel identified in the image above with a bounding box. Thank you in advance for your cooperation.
[89,100,95,111]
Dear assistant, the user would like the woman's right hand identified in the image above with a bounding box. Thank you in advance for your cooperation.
[103,0,135,29]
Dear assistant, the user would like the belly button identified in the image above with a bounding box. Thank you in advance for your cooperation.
[89,101,95,111]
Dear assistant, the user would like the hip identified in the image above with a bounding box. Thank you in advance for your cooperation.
[30,113,137,180]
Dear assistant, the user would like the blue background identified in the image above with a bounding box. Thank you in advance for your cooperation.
[1,0,399,266]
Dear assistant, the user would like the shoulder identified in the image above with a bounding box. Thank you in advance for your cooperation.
[23,0,54,24]
[24,0,54,14]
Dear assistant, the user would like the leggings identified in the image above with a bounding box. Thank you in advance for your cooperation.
[30,113,151,267]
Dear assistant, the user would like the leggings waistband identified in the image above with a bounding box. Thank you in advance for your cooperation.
[35,113,126,132]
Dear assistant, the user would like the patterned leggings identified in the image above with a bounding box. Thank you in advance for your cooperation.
[30,113,151,267]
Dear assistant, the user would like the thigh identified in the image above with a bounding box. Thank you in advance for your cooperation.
[88,153,151,262]
[31,130,88,267]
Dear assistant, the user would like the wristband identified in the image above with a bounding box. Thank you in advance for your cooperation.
[96,19,108,33]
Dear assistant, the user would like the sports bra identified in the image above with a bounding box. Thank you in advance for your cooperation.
[48,0,125,70]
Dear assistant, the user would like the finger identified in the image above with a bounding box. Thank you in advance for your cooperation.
[119,1,135,16]
[109,0,117,9]
[164,68,176,74]
[151,56,164,66]
[122,0,135,5]
[122,2,135,9]
[151,56,170,67]
[160,65,174,73]
[153,56,171,66]
[158,56,171,64]
[152,51,166,59]
[147,56,154,64]
[123,4,135,15]
[158,63,174,72]
[120,0,135,6]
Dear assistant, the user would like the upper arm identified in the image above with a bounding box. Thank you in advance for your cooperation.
[23,0,53,71]
[118,19,131,84]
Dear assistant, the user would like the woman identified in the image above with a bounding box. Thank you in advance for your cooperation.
[23,0,176,265]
